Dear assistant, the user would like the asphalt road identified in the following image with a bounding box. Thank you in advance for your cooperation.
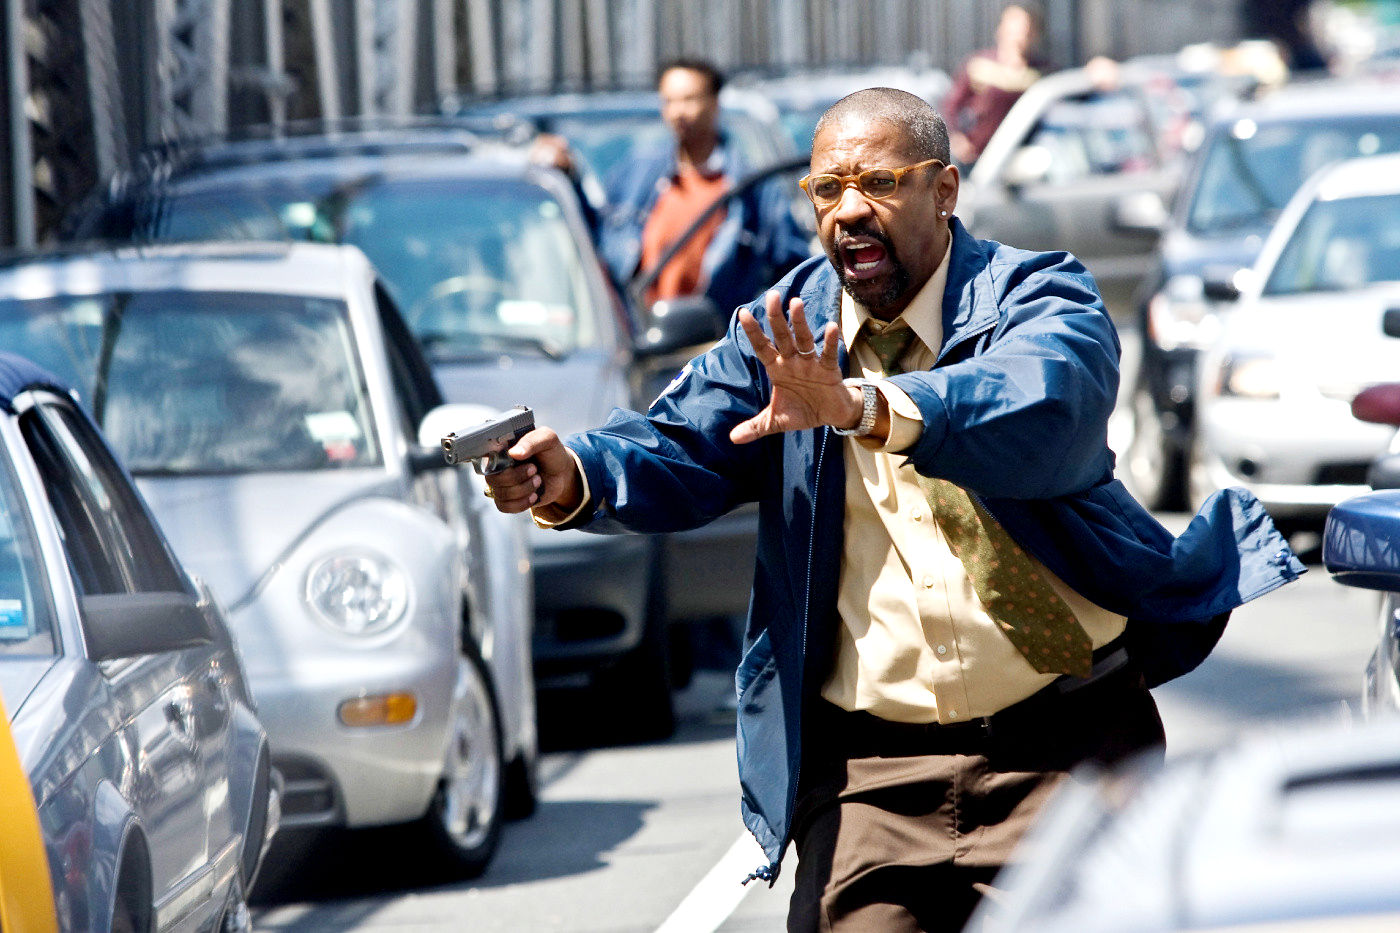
[247,542,1377,932]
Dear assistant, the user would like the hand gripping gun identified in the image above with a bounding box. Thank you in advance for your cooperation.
[440,406,535,474]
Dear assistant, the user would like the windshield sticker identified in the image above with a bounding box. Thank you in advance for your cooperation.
[0,599,26,638]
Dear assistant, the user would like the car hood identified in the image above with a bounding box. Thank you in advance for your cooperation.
[1159,226,1269,280]
[1217,285,1400,395]
[135,470,402,610]
[432,350,622,437]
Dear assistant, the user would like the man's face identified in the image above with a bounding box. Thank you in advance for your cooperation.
[809,115,955,319]
[997,6,1037,56]
[659,68,720,149]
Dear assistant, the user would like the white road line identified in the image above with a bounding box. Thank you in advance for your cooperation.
[653,830,765,933]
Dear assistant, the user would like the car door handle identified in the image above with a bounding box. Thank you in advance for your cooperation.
[165,699,193,734]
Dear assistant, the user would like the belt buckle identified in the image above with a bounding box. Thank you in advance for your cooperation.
[976,715,995,739]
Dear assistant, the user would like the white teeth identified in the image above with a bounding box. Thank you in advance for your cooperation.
[854,259,881,271]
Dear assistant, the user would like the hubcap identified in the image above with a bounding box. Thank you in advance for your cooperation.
[435,657,500,850]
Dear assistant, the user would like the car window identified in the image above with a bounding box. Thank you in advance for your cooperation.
[0,291,381,474]
[374,280,444,439]
[19,398,185,596]
[1264,193,1400,295]
[1021,92,1158,183]
[1187,117,1400,235]
[110,177,603,364]
[0,440,57,655]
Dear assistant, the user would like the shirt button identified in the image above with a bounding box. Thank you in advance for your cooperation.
[922,575,935,589]
[936,644,948,656]
[911,508,924,523]
[948,710,959,718]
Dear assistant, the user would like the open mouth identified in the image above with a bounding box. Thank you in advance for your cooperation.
[838,236,891,280]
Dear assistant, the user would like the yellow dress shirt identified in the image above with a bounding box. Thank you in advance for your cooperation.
[821,243,1127,724]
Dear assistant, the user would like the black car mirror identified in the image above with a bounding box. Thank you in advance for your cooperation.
[1201,265,1252,303]
[82,591,215,661]
[636,297,727,356]
[1382,307,1400,339]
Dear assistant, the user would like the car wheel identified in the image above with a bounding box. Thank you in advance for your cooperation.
[1124,382,1186,511]
[417,638,506,877]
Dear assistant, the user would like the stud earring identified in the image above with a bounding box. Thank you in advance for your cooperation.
[939,209,948,217]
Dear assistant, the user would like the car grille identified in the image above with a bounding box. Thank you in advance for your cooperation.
[1314,461,1371,486]
[273,755,342,825]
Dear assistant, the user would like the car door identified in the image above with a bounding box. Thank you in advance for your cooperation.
[16,394,232,918]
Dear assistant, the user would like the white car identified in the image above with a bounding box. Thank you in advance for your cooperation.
[1191,151,1400,534]
[0,241,536,877]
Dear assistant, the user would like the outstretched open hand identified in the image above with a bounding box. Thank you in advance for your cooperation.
[730,291,859,444]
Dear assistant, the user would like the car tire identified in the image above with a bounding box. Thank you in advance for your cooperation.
[1125,381,1186,511]
[504,749,538,820]
[415,638,506,878]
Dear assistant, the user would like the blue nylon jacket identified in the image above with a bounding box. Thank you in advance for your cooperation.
[598,135,812,314]
[563,219,1306,881]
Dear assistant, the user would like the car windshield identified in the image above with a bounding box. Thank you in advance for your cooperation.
[117,177,600,362]
[0,291,380,475]
[1264,193,1400,295]
[0,445,57,655]
[1187,116,1400,235]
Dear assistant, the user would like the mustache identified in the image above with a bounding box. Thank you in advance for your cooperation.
[834,226,894,253]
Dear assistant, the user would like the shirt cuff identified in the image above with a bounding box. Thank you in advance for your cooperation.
[530,447,593,528]
[875,381,924,452]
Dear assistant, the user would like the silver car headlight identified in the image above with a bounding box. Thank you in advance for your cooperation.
[304,550,409,636]
[1216,353,1281,400]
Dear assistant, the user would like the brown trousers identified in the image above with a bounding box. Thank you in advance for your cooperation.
[788,665,1165,933]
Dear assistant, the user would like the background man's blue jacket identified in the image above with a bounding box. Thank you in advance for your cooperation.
[598,135,812,314]
[562,219,1305,881]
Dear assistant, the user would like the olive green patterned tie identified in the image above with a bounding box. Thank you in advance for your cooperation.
[861,322,1094,678]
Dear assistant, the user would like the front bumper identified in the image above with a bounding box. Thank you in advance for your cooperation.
[245,646,457,829]
[530,528,651,676]
[1199,396,1392,522]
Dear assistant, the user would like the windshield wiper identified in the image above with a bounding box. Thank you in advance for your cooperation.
[419,330,566,362]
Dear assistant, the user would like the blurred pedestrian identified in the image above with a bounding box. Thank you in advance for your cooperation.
[483,87,1303,931]
[942,2,1048,166]
[596,58,811,313]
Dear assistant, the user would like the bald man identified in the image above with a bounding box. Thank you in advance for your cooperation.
[484,88,1304,930]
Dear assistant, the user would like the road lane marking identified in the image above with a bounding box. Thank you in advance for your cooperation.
[653,830,764,933]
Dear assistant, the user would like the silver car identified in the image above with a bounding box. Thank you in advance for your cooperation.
[1192,151,1400,533]
[0,242,537,877]
[0,351,277,930]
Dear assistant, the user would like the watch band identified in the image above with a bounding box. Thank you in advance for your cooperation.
[833,378,879,437]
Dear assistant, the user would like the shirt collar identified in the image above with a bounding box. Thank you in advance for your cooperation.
[840,234,953,353]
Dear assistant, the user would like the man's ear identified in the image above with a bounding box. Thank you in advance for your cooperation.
[937,164,961,214]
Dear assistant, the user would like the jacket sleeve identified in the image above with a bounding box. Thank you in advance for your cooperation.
[889,252,1121,500]
[563,305,774,534]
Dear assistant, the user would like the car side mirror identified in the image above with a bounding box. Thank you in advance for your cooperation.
[1201,265,1252,303]
[1382,307,1400,339]
[636,297,727,357]
[1112,190,1168,236]
[82,591,216,661]
[1324,491,1400,591]
[1001,144,1053,189]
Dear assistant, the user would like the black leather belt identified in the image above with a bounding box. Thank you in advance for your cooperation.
[814,640,1138,756]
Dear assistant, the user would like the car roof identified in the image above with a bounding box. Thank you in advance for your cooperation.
[1212,77,1400,126]
[0,353,70,413]
[0,241,370,302]
[1311,151,1400,200]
